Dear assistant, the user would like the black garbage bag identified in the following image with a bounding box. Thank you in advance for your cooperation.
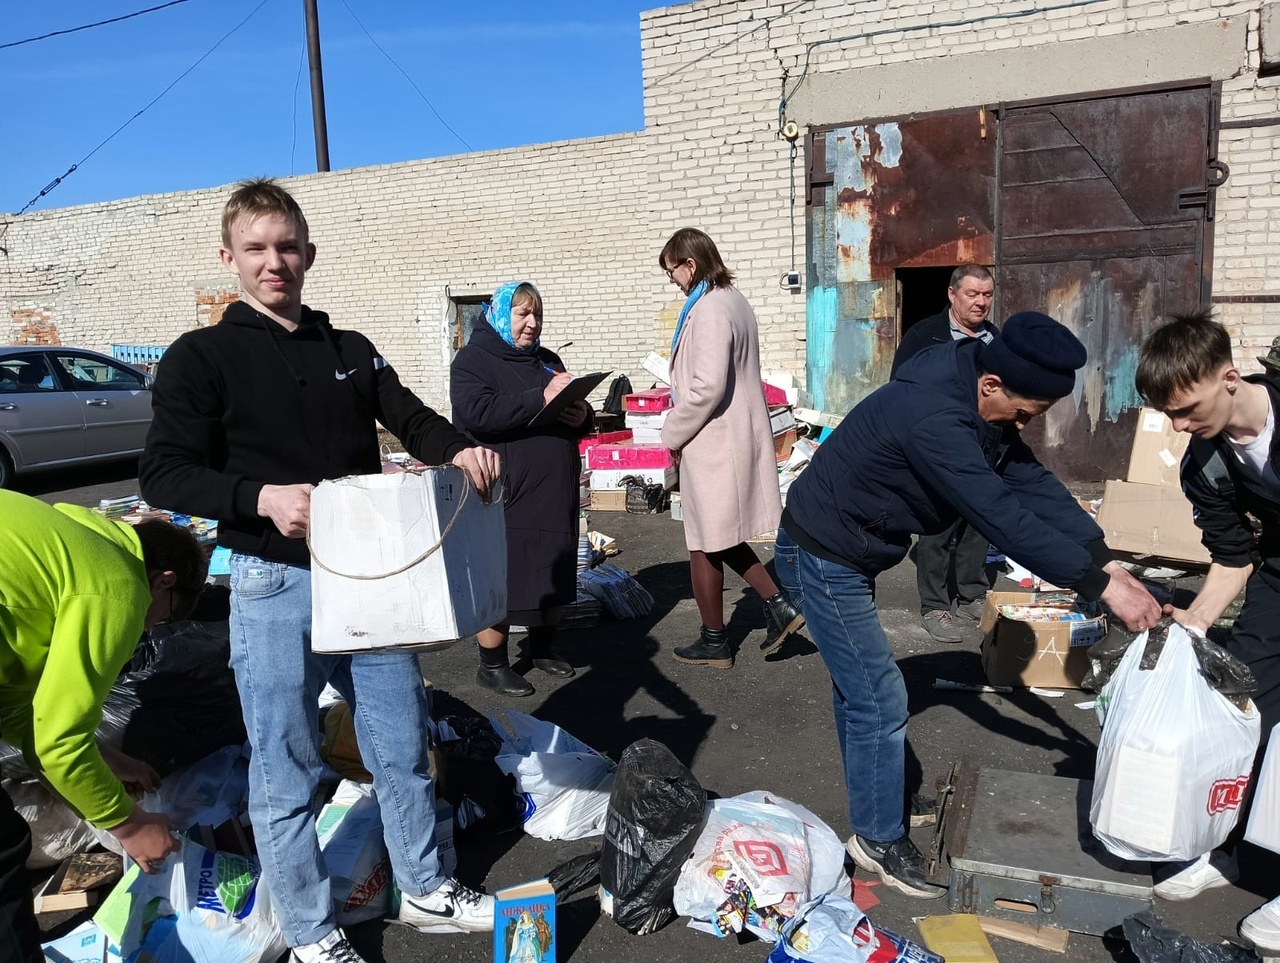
[600,739,706,935]
[436,714,521,835]
[1084,618,1256,703]
[98,620,246,776]
[1123,911,1262,963]
[547,850,601,900]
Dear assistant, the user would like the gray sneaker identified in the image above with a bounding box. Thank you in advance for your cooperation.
[921,610,964,643]
[955,597,987,621]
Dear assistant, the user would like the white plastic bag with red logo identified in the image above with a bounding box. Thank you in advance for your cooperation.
[1090,624,1261,861]
[672,790,848,942]
[316,780,392,925]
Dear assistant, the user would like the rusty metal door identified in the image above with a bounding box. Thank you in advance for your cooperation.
[806,113,996,415]
[996,84,1218,481]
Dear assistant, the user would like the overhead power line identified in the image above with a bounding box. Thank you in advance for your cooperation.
[0,0,194,52]
[8,0,273,218]
[335,0,472,152]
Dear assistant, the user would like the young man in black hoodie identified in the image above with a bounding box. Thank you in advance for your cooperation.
[1135,311,1279,954]
[140,179,501,963]
[775,311,1162,899]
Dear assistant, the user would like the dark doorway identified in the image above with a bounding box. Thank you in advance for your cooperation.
[897,266,956,336]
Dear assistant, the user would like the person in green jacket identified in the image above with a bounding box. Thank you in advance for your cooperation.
[0,489,208,962]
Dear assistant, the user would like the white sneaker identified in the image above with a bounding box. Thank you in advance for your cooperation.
[1241,895,1280,954]
[292,929,367,963]
[398,878,495,933]
[1152,850,1240,901]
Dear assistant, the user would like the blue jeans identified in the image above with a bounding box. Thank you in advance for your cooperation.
[773,529,910,843]
[229,554,443,947]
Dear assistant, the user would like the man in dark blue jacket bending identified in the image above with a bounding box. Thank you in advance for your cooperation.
[775,311,1161,899]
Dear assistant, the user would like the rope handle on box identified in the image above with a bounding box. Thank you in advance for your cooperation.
[306,465,473,580]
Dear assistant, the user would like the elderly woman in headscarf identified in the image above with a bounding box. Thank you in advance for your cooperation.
[450,281,593,696]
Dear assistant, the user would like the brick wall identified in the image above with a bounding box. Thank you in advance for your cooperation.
[3,0,1280,412]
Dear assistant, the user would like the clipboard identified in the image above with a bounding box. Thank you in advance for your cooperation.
[529,370,610,427]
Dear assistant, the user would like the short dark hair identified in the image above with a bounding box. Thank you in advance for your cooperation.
[659,228,735,289]
[133,519,208,622]
[1135,307,1233,409]
[222,178,309,249]
[950,264,993,289]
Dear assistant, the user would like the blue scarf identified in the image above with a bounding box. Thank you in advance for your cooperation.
[485,280,541,355]
[670,280,708,357]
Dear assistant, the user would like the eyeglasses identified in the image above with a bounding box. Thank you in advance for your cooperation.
[664,258,691,280]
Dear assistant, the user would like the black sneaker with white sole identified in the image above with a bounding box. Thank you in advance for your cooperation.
[846,834,946,899]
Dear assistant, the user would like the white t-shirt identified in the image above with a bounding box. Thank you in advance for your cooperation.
[1224,392,1280,496]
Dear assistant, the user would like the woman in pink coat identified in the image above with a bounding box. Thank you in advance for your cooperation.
[658,228,804,668]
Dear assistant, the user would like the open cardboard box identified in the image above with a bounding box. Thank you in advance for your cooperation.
[979,590,1106,689]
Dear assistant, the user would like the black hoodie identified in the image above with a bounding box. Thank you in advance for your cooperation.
[139,301,469,566]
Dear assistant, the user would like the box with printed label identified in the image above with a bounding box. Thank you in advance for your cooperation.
[625,410,668,430]
[1095,479,1211,565]
[587,444,673,471]
[1127,407,1191,488]
[768,406,796,434]
[979,590,1106,689]
[579,430,633,456]
[588,488,628,512]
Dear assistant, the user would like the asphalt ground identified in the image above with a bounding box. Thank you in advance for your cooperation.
[23,459,1279,963]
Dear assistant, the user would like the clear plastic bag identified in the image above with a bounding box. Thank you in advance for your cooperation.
[1091,624,1261,860]
[672,791,849,942]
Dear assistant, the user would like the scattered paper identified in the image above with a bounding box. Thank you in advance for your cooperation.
[1029,687,1066,698]
[934,679,1012,694]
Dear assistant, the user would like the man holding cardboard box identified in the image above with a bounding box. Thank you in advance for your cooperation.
[1134,310,1280,952]
[775,312,1161,900]
[141,180,501,963]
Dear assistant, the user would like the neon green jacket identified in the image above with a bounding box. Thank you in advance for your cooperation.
[0,490,150,829]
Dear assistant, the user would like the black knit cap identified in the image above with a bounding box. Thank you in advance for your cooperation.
[979,311,1087,400]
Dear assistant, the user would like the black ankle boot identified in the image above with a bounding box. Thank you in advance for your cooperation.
[673,626,732,668]
[526,627,575,678]
[477,645,534,697]
[760,592,805,655]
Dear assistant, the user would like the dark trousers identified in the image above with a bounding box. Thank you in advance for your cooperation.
[0,785,41,963]
[915,518,990,615]
[1230,565,1280,745]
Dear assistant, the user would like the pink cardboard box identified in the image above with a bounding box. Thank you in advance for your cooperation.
[624,389,673,413]
[587,443,673,470]
[578,430,632,456]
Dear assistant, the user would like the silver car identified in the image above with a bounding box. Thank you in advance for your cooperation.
[0,345,153,488]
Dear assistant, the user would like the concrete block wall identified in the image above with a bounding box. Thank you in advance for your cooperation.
[2,133,660,413]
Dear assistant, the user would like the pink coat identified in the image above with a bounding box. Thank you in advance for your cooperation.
[661,285,782,552]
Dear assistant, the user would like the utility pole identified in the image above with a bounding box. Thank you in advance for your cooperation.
[304,0,331,172]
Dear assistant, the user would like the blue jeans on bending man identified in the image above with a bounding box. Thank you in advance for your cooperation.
[773,530,944,899]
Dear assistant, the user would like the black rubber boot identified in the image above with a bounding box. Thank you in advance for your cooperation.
[760,592,805,654]
[673,626,732,669]
[526,626,575,678]
[476,642,534,697]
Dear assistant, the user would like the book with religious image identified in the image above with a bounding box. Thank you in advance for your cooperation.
[493,878,556,963]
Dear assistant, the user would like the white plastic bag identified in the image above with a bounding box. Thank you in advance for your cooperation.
[1245,723,1280,855]
[316,779,392,925]
[141,744,250,832]
[673,790,849,942]
[1091,625,1261,860]
[6,779,98,869]
[766,893,943,963]
[96,837,286,963]
[490,708,615,841]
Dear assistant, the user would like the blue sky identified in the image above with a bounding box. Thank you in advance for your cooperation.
[0,0,657,214]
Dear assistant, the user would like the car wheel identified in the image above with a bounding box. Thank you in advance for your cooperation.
[0,448,11,489]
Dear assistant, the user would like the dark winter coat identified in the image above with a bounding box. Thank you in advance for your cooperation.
[890,308,1000,378]
[782,338,1114,599]
[450,320,592,613]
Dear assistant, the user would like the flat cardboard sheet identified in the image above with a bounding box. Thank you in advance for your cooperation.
[1094,479,1210,565]
[1126,407,1190,488]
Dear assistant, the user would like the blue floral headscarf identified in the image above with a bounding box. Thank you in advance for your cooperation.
[485,280,541,355]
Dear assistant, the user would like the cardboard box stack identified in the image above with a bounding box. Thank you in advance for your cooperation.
[588,390,674,511]
[1094,407,1210,565]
